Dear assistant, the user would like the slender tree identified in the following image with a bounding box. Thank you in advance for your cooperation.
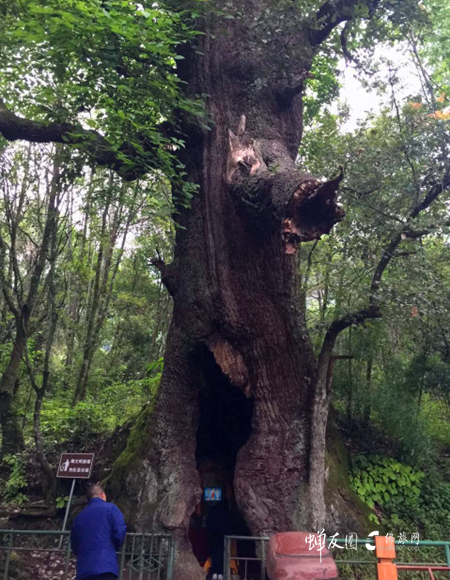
[0,147,64,453]
[24,189,63,500]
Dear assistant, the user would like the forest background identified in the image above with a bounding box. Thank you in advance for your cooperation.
[0,0,450,546]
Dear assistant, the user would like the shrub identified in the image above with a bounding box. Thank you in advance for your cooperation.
[350,455,425,513]
[2,454,28,505]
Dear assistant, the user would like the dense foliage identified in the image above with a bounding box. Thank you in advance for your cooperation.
[0,0,203,182]
[0,0,449,550]
[0,147,170,471]
[297,1,450,539]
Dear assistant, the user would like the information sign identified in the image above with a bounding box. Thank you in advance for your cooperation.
[57,453,94,479]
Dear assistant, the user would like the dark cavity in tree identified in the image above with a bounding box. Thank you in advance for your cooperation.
[191,346,254,564]
[196,346,253,467]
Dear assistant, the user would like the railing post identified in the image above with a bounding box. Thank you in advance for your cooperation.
[59,478,76,549]
[149,533,155,579]
[138,533,144,580]
[167,534,175,580]
[261,537,266,580]
[223,535,230,580]
[64,536,71,579]
[3,532,13,580]
[119,538,127,580]
[444,543,450,580]
[376,536,398,580]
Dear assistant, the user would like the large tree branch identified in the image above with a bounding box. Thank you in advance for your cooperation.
[226,116,344,253]
[0,101,156,180]
[410,177,449,219]
[151,255,178,297]
[320,167,450,356]
[310,0,380,47]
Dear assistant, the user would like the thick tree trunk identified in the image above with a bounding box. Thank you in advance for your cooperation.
[111,4,344,578]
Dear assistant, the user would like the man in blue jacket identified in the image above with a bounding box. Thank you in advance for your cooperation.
[71,484,127,580]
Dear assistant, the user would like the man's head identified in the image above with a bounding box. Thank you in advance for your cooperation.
[86,483,106,502]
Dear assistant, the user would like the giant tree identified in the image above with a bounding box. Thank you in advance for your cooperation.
[0,0,439,578]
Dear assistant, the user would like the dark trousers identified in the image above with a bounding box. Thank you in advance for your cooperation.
[82,575,117,580]
[209,532,225,574]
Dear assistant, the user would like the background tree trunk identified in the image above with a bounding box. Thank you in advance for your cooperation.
[346,327,353,424]
[0,149,61,454]
[73,178,135,403]
[363,357,373,426]
[0,321,27,454]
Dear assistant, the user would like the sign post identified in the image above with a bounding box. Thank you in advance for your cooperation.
[57,453,94,548]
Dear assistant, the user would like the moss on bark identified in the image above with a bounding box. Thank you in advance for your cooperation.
[325,422,373,535]
[106,398,157,523]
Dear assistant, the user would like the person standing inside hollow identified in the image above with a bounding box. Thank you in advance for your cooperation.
[71,484,127,580]
[206,499,229,580]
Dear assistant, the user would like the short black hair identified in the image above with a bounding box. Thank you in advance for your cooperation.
[86,483,104,500]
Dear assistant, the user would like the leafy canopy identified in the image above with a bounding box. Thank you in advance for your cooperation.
[0,0,203,178]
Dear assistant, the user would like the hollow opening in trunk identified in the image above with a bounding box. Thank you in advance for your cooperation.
[189,346,254,575]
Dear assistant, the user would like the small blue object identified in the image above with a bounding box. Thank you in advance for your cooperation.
[204,487,222,501]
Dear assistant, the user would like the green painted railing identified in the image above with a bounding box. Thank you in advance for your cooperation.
[0,529,175,580]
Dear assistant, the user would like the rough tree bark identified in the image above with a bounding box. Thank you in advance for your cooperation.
[2,1,444,578]
[109,5,450,575]
[109,3,349,578]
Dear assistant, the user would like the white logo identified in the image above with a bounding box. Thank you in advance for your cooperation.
[366,530,379,551]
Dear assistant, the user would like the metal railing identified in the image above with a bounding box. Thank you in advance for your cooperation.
[223,536,450,580]
[2,530,450,580]
[0,529,175,580]
[224,535,269,580]
[397,564,450,580]
[330,538,450,580]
